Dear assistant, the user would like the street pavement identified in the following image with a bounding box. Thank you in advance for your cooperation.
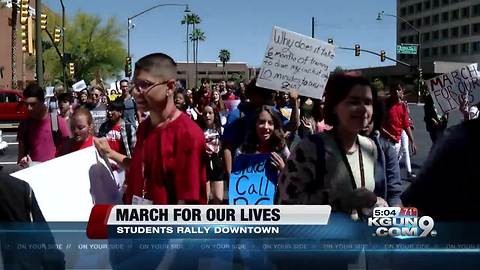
[0,103,464,182]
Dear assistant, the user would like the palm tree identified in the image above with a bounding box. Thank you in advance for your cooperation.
[11,0,18,89]
[181,13,201,88]
[218,49,231,80]
[190,28,206,88]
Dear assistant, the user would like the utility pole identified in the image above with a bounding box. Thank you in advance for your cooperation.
[35,0,44,86]
[311,17,315,38]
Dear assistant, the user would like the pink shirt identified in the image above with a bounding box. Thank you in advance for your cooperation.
[18,114,71,162]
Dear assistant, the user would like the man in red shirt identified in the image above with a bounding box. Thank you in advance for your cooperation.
[381,83,417,178]
[18,84,70,167]
[95,53,207,205]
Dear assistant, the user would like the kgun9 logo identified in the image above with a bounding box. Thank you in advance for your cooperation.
[367,207,436,238]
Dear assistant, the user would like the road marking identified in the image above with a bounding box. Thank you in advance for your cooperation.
[7,142,18,145]
[2,135,17,138]
[0,162,17,165]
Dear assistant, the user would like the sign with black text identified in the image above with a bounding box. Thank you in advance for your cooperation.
[257,26,336,99]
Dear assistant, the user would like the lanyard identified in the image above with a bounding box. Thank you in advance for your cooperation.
[140,107,178,199]
[332,132,365,189]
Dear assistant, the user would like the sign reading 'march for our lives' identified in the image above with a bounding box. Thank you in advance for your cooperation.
[229,154,278,205]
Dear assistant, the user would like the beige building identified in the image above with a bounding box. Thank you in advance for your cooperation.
[177,62,256,89]
[397,0,480,73]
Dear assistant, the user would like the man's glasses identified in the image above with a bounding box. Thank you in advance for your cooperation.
[134,79,169,94]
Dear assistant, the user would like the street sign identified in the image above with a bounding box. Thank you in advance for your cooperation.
[396,44,418,55]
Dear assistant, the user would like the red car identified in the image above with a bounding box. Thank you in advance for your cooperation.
[0,89,27,126]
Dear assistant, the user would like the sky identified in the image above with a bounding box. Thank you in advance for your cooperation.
[42,0,397,70]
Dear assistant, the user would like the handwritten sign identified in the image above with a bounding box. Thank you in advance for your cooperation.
[427,63,480,114]
[256,26,336,99]
[229,154,277,205]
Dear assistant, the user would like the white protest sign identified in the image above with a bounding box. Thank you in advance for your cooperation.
[257,26,336,99]
[72,80,87,92]
[45,86,55,97]
[426,63,480,114]
[11,147,124,221]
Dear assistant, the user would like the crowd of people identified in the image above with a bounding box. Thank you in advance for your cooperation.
[14,52,480,221]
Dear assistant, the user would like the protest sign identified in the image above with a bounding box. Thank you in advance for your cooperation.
[45,86,55,97]
[72,80,87,92]
[257,26,336,99]
[229,154,277,205]
[426,63,480,114]
[11,147,124,221]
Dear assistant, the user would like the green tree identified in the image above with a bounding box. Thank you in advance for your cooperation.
[190,28,206,87]
[218,49,230,80]
[42,12,126,86]
[333,66,344,73]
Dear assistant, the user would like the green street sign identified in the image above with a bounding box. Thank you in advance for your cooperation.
[396,44,418,55]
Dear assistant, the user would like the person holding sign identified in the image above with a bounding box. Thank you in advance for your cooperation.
[278,73,385,218]
[236,106,290,173]
[94,53,207,205]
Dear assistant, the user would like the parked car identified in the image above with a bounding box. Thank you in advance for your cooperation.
[0,89,27,126]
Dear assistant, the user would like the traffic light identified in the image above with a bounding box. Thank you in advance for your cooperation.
[418,68,423,79]
[327,38,334,45]
[68,62,75,76]
[40,13,48,30]
[20,0,29,25]
[21,24,28,52]
[125,56,132,78]
[27,17,34,54]
[380,50,386,62]
[354,44,360,56]
[54,27,61,44]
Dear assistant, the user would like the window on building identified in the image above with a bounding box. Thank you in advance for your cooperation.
[442,28,449,38]
[472,41,480,53]
[424,0,431,10]
[399,55,406,61]
[433,30,440,40]
[433,14,440,24]
[423,48,431,57]
[401,7,407,17]
[451,9,460,21]
[451,0,459,3]
[8,18,12,27]
[461,43,469,54]
[401,22,407,30]
[441,11,449,22]
[473,23,480,34]
[441,46,449,55]
[408,5,414,14]
[462,7,470,18]
[450,45,458,55]
[408,35,415,43]
[400,36,408,43]
[423,16,431,25]
[408,20,414,27]
[441,0,449,6]
[473,4,480,17]
[432,47,439,56]
[451,27,459,38]
[461,25,470,36]
[416,18,422,27]
[423,32,431,42]
[433,0,440,8]
[416,3,423,12]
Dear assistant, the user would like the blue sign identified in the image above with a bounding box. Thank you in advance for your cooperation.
[229,154,278,205]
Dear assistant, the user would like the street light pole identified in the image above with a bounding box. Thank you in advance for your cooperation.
[378,11,423,103]
[60,0,66,89]
[35,0,44,86]
[127,3,190,72]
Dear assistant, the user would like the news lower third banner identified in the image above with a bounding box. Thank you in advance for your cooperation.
[86,205,331,239]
